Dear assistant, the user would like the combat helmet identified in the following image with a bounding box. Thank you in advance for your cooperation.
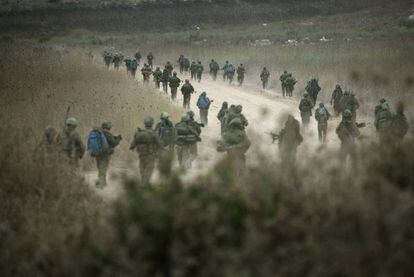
[101,121,112,130]
[144,116,154,127]
[66,117,78,127]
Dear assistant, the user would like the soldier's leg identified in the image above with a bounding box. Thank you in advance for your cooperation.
[96,155,110,188]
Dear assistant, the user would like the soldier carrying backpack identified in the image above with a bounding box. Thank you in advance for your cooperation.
[88,121,122,188]
[61,117,85,164]
[315,103,331,143]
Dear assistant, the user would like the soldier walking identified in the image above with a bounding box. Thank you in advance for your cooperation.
[315,103,331,142]
[161,67,170,93]
[277,115,303,167]
[153,67,163,89]
[197,91,212,125]
[175,114,201,169]
[130,117,162,184]
[196,61,204,82]
[169,72,181,101]
[299,93,313,129]
[61,117,85,164]
[147,52,154,68]
[260,67,270,89]
[222,61,229,81]
[279,70,289,96]
[336,110,360,162]
[331,84,343,116]
[190,61,197,80]
[181,79,195,109]
[237,64,246,86]
[374,99,393,144]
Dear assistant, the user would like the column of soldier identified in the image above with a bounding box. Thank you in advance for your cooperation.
[41,50,409,188]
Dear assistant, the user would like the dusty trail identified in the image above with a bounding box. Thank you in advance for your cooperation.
[87,68,372,200]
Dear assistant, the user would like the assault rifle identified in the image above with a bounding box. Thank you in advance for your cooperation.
[356,122,368,128]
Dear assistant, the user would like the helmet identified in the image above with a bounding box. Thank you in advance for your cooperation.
[181,114,190,122]
[66,117,78,127]
[173,72,177,76]
[144,116,154,127]
[187,110,195,118]
[380,98,386,103]
[101,121,112,130]
[185,79,189,83]
[222,101,228,108]
[284,70,287,73]
[201,91,206,96]
[235,105,242,113]
[343,110,352,118]
[336,84,340,89]
[161,112,170,119]
[319,103,324,107]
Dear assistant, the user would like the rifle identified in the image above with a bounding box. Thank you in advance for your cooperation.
[265,131,280,143]
[62,106,70,132]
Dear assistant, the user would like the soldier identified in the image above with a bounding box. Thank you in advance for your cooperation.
[284,73,297,97]
[197,91,212,125]
[226,64,236,84]
[331,84,343,116]
[147,52,154,68]
[279,70,289,97]
[161,67,170,93]
[299,93,313,129]
[175,114,201,169]
[374,98,393,144]
[196,61,204,82]
[217,101,229,135]
[339,91,359,122]
[186,110,203,166]
[153,67,163,89]
[178,54,186,73]
[169,72,181,101]
[305,78,321,105]
[209,59,215,77]
[260,67,270,89]
[165,61,173,77]
[217,118,251,175]
[183,57,190,72]
[130,59,138,78]
[93,121,122,188]
[112,53,123,70]
[134,50,142,63]
[130,116,162,184]
[61,117,85,164]
[41,125,60,154]
[155,112,176,150]
[390,102,409,144]
[277,115,303,166]
[225,105,248,131]
[315,102,331,142]
[211,60,219,81]
[237,64,246,86]
[124,58,132,74]
[336,109,360,162]
[181,79,195,109]
[222,61,229,81]
[190,61,197,81]
[103,51,113,68]
[141,64,152,82]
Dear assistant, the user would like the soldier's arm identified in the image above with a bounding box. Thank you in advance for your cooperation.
[106,132,122,148]
[130,133,138,150]
[75,134,86,158]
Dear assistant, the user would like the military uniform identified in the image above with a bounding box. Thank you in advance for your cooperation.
[61,118,85,164]
[181,81,195,109]
[339,92,359,122]
[95,123,122,188]
[196,62,204,82]
[260,68,270,89]
[169,73,181,100]
[284,74,297,97]
[161,68,170,93]
[226,64,236,84]
[217,102,229,135]
[103,51,113,68]
[211,61,219,81]
[178,55,186,73]
[374,99,392,144]
[147,53,154,68]
[224,105,248,132]
[165,62,173,77]
[299,95,313,129]
[279,71,289,96]
[315,104,331,142]
[175,115,200,169]
[222,62,229,81]
[278,115,303,166]
[153,67,163,89]
[336,110,360,161]
[237,65,246,86]
[190,62,197,80]
[130,118,162,184]
[305,78,321,105]
[196,92,211,125]
[141,65,152,82]
[331,85,343,116]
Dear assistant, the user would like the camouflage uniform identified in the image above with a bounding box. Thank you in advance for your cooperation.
[190,62,197,80]
[178,55,185,73]
[374,99,393,144]
[103,51,113,68]
[153,67,163,89]
[155,112,176,150]
[315,103,331,142]
[284,74,297,97]
[169,72,181,100]
[183,58,190,72]
[147,53,154,68]
[211,60,219,81]
[279,71,289,97]
[112,53,123,70]
[217,118,251,176]
[331,85,343,116]
[390,102,409,144]
[217,102,229,135]
[260,67,270,89]
[196,92,211,125]
[225,105,248,132]
[134,51,142,63]
[336,110,360,162]
[339,92,359,122]
[161,68,170,93]
[305,78,321,105]
[278,115,303,166]
[175,114,201,169]
[165,62,173,77]
[237,64,246,86]
[124,58,132,74]
[299,94,313,129]
[222,61,229,81]
[196,61,204,82]
[130,117,162,184]
[141,64,152,82]
[95,122,122,188]
[61,118,85,164]
[181,80,195,109]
